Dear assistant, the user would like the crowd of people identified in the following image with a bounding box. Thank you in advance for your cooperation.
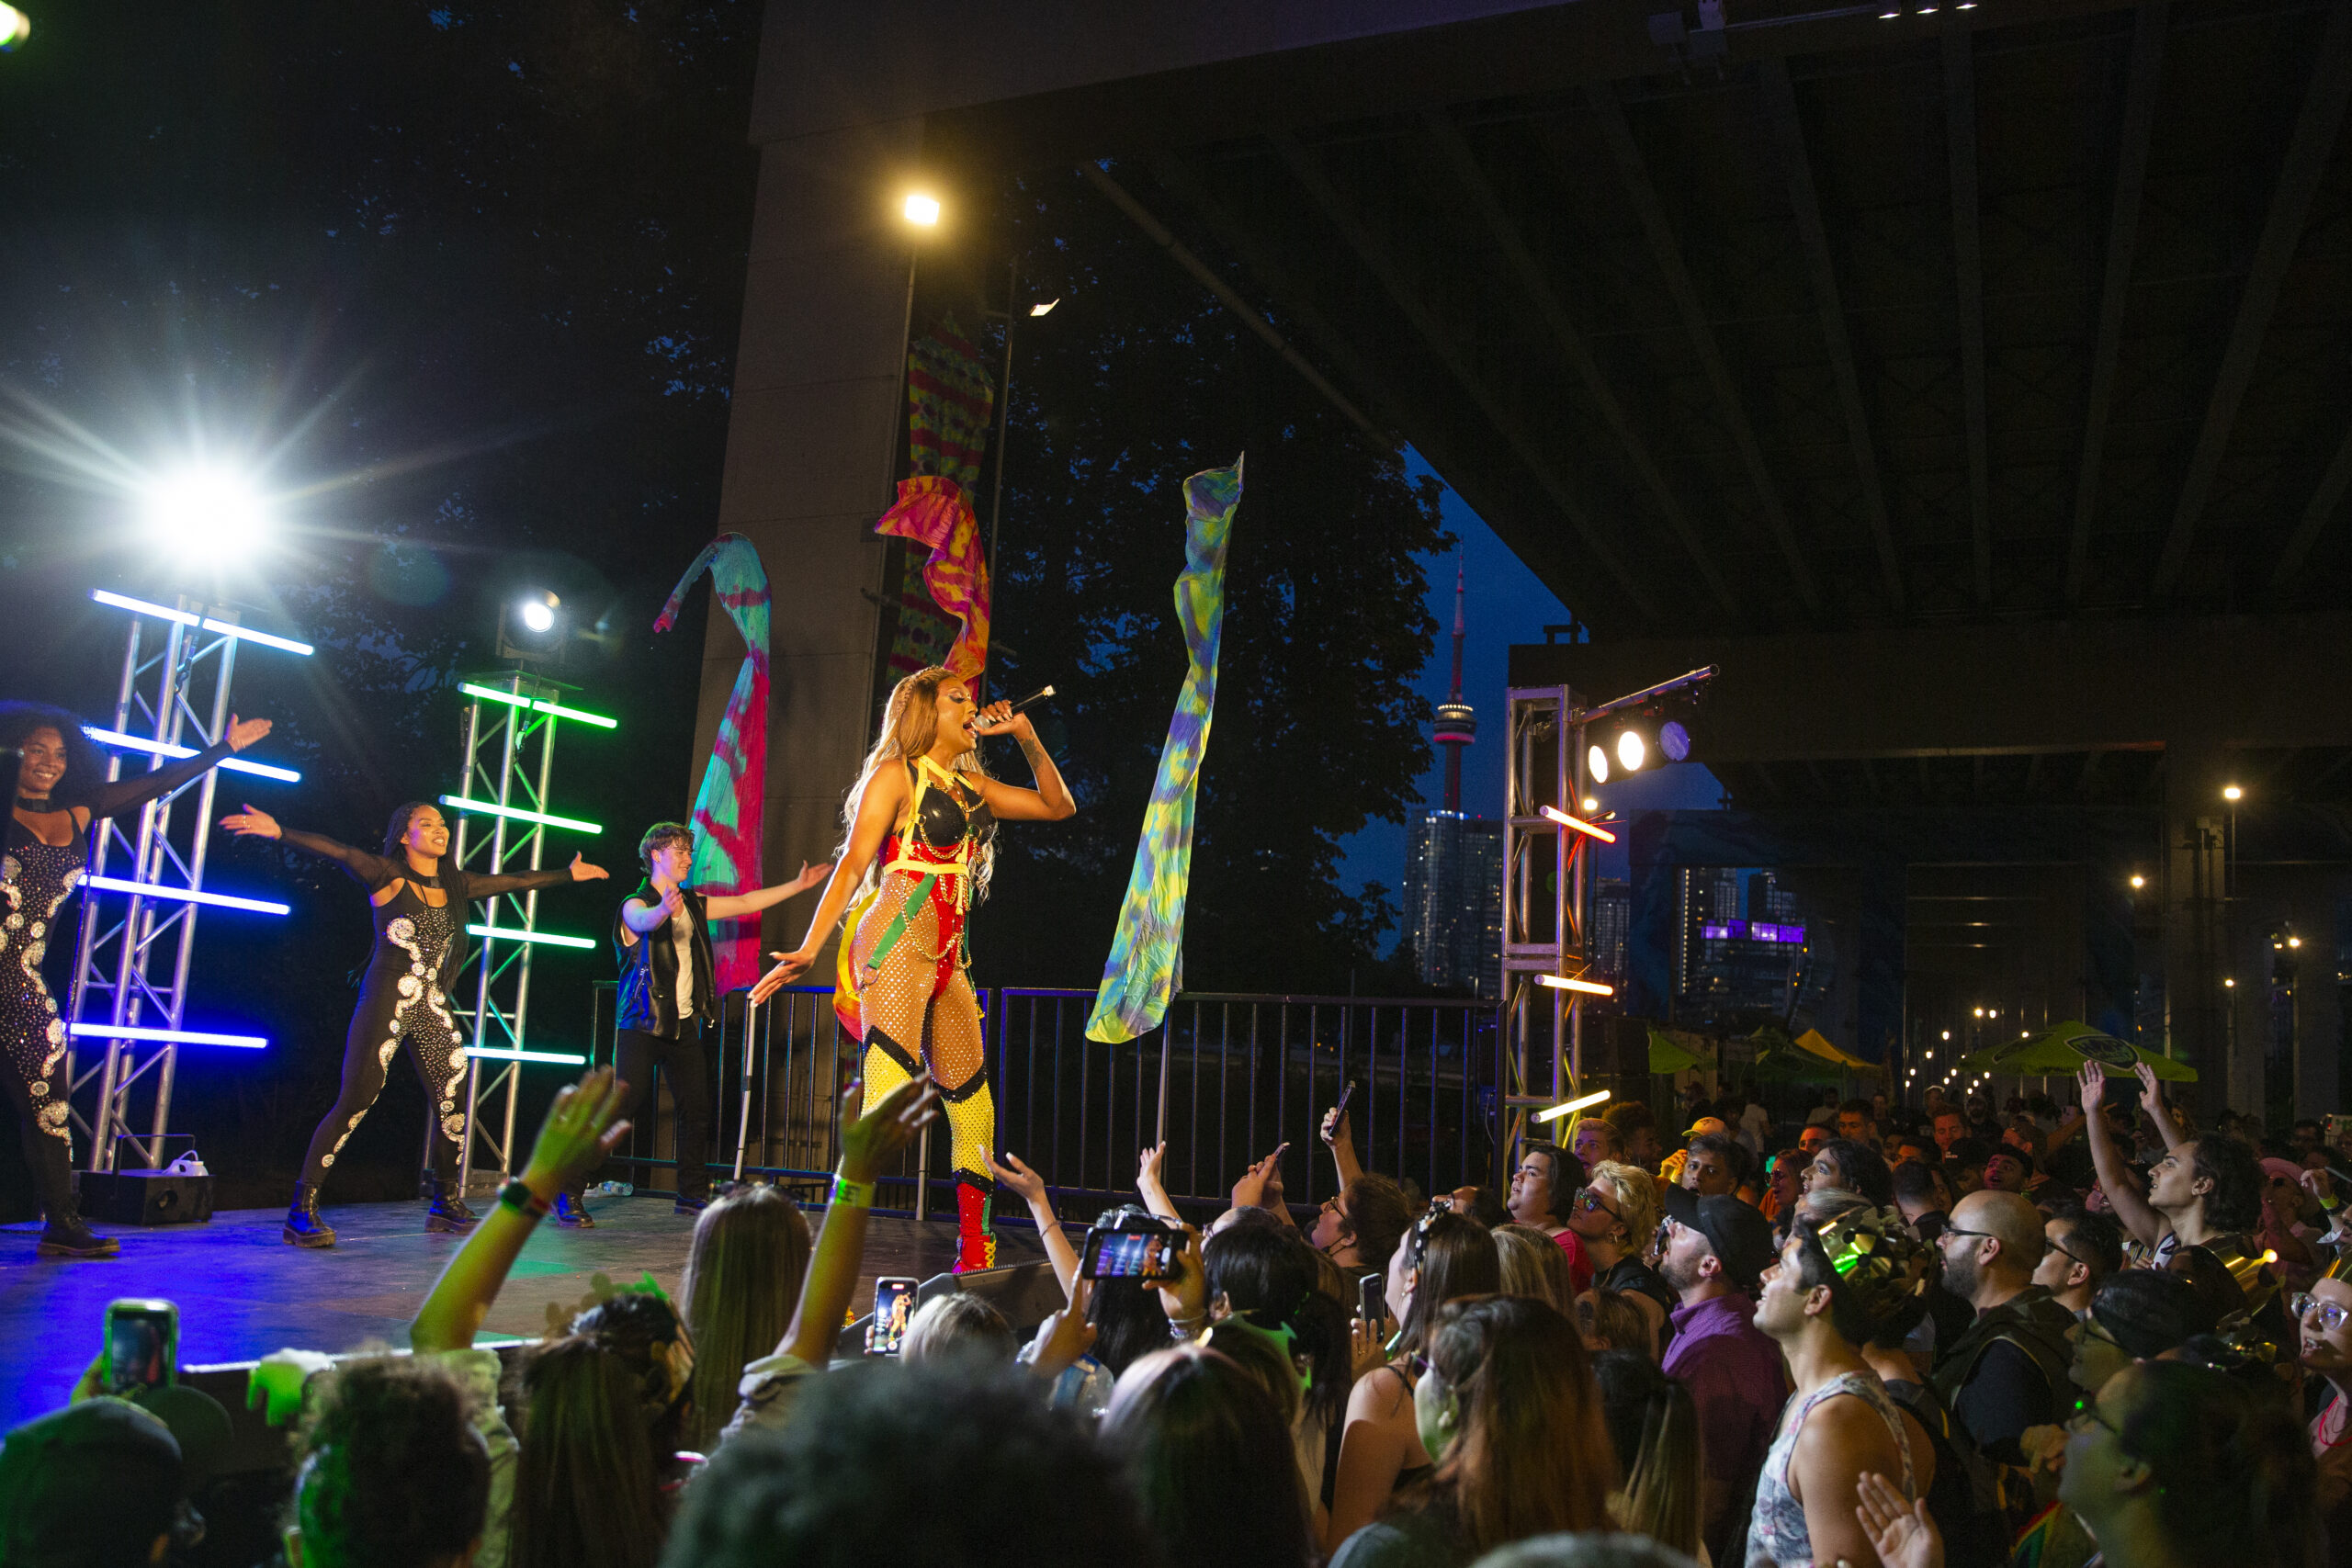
[3,1062,2347,1568]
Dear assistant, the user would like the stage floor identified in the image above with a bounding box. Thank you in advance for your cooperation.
[0,1194,1050,1427]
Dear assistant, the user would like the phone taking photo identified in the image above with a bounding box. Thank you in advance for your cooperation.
[1080,1220,1180,1281]
[1358,1272,1385,1327]
[104,1298,178,1395]
[1332,1079,1358,1121]
[868,1277,919,1356]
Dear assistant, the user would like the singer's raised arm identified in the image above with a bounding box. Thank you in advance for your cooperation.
[970,704,1074,822]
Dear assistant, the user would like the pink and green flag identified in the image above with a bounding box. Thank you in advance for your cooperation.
[1086,456,1243,1044]
[655,534,769,992]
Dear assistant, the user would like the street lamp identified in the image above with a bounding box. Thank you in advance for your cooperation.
[2222,784,2243,802]
[902,192,942,227]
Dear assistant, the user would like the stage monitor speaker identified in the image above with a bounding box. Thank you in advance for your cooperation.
[76,1169,215,1226]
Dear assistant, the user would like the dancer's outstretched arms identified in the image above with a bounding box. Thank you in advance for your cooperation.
[750,770,906,1000]
[469,852,607,897]
[775,1072,942,1367]
[704,860,833,920]
[220,806,403,888]
[968,705,1074,822]
[82,715,270,822]
[411,1067,631,1353]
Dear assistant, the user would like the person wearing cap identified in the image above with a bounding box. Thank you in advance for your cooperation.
[1747,1201,1937,1568]
[1657,1182,1786,1562]
[0,1397,198,1566]
[1928,1189,2075,1466]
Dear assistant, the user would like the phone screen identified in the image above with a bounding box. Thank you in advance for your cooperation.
[105,1303,176,1394]
[1083,1226,1172,1281]
[869,1278,918,1356]
[1358,1272,1385,1325]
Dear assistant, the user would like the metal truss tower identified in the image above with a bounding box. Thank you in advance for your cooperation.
[67,589,311,1172]
[436,671,613,1192]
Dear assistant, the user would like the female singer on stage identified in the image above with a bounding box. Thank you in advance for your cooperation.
[751,667,1073,1271]
[219,800,608,1247]
[1,702,274,1258]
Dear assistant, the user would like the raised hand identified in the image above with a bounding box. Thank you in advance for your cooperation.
[220,803,282,840]
[1028,1275,1098,1382]
[841,1073,942,1185]
[1154,1223,1208,1326]
[1853,1471,1943,1568]
[974,700,1033,740]
[1322,1106,1354,1149]
[568,853,609,882]
[988,1150,1048,1209]
[788,859,834,896]
[1350,1313,1390,1380]
[2132,1060,2165,1113]
[225,714,273,751]
[1138,1141,1169,1193]
[2076,1061,2107,1120]
[1231,1144,1288,1210]
[751,947,818,1002]
[518,1066,633,1196]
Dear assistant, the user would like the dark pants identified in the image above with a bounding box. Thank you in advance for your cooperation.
[588,1024,713,1201]
[1,1058,79,1225]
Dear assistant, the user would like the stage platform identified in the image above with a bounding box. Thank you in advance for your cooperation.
[0,1193,1053,1427]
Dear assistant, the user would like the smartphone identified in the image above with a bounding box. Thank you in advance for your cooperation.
[868,1277,919,1356]
[1358,1272,1385,1326]
[1332,1079,1358,1121]
[1080,1221,1178,1281]
[104,1298,178,1395]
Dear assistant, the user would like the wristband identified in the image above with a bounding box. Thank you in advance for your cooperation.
[832,1174,876,1210]
[498,1179,550,1219]
[1168,1313,1206,1340]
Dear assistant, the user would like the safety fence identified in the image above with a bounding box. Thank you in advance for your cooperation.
[594,986,1506,1220]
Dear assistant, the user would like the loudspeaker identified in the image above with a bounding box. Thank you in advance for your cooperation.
[76,1169,215,1226]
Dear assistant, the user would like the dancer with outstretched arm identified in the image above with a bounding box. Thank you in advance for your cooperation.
[220,800,608,1246]
[1,703,275,1258]
[751,667,1073,1270]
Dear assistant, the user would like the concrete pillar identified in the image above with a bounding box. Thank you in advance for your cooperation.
[697,119,926,964]
[2160,739,2232,1111]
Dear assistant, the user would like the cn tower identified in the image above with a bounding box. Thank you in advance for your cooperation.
[1434,555,1476,811]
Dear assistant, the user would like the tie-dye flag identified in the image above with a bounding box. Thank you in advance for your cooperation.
[655,534,769,992]
[875,474,989,682]
[1086,456,1243,1044]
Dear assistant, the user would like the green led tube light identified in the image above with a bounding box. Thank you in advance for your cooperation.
[437,795,602,834]
[458,682,618,729]
[467,923,596,950]
[464,1045,590,1065]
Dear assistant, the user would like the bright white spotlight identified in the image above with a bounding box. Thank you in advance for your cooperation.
[903,192,941,226]
[1029,299,1059,317]
[143,468,266,559]
[1586,743,1609,784]
[1616,729,1646,772]
[0,5,28,50]
[518,595,557,634]
[2222,784,2243,802]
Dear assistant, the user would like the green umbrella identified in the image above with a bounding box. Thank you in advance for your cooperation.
[1956,1020,2197,1082]
[1647,1028,1705,1074]
[1750,1043,1845,1082]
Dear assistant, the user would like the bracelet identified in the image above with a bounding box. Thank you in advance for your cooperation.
[498,1179,550,1220]
[1167,1313,1206,1340]
[832,1174,876,1210]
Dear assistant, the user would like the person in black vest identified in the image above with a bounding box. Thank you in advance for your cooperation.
[559,821,828,1226]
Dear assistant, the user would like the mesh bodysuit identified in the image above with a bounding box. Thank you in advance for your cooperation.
[848,757,997,1260]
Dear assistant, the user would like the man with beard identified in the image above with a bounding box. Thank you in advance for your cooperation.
[1928,1189,2075,1465]
[1657,1185,1786,1562]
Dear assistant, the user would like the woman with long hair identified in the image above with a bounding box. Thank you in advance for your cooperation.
[1493,1223,1577,1316]
[679,1184,811,1452]
[1205,1222,1357,1530]
[220,799,607,1243]
[1325,1209,1502,1553]
[1590,1347,1705,1563]
[510,1335,669,1568]
[1331,1294,1615,1568]
[0,700,273,1257]
[749,666,1073,1270]
[1104,1344,1316,1568]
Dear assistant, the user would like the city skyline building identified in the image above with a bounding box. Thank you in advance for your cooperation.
[1404,558,1502,996]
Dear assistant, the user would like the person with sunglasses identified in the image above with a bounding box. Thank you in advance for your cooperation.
[2295,1258,2352,1557]
[2031,1203,2124,1318]
[1566,1161,1674,1359]
[1928,1190,2075,1467]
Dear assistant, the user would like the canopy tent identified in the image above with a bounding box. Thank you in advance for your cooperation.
[1792,1028,1879,1073]
[1647,1028,1705,1075]
[1955,1020,2197,1082]
[1748,1043,1846,1083]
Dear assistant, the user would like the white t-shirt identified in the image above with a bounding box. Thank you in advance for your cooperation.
[669,901,696,1021]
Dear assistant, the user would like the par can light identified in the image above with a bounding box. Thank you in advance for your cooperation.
[1615,728,1646,772]
[1586,743,1609,784]
[1659,720,1691,762]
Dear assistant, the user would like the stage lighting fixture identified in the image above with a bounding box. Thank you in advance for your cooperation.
[1532,1088,1611,1124]
[142,468,266,560]
[1587,743,1610,784]
[2130,874,2145,888]
[1615,728,1646,773]
[903,192,941,226]
[1029,299,1059,317]
[499,590,570,664]
[0,5,28,50]
[2222,784,2243,801]
[1580,795,1599,812]
[519,596,556,634]
[1659,720,1691,762]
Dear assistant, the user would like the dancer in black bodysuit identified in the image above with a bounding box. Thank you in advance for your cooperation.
[1,701,276,1258]
[220,799,607,1245]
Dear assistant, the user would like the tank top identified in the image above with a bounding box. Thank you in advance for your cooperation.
[1746,1371,1915,1568]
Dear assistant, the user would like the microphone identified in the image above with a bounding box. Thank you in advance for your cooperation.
[973,685,1056,733]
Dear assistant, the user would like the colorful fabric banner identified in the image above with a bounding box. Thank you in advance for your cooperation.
[876,474,989,682]
[654,534,769,993]
[907,313,994,490]
[1085,456,1244,1045]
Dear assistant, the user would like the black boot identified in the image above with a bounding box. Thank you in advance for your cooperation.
[550,1191,595,1228]
[283,1182,336,1247]
[425,1181,479,1234]
[36,1212,119,1259]
[674,1191,709,1217]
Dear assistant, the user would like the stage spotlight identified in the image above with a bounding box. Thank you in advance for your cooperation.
[519,595,557,634]
[0,5,27,50]
[1581,795,1599,812]
[1587,742,1610,784]
[499,590,568,664]
[142,468,267,560]
[1029,299,1059,317]
[903,192,941,226]
[1659,719,1691,762]
[1615,728,1646,773]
